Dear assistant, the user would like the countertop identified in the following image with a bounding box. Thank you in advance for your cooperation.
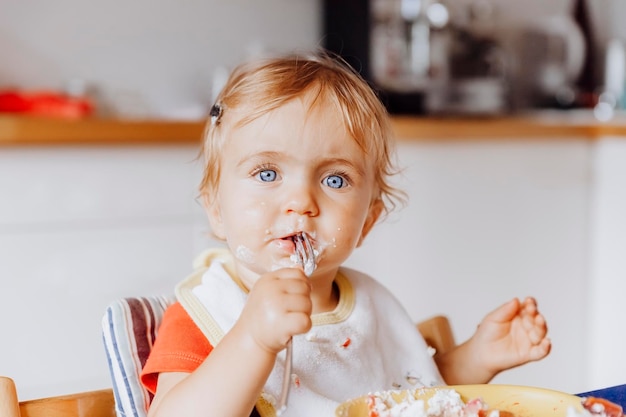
[3,111,626,146]
[0,116,206,146]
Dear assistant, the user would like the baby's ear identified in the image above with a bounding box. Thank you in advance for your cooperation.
[357,199,383,247]
[203,194,227,240]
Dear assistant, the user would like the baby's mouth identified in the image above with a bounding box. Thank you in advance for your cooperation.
[290,233,316,276]
[279,234,299,248]
[280,232,309,245]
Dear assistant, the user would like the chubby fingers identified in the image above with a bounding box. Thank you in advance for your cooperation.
[277,269,312,292]
[519,297,550,347]
[521,296,539,315]
[524,313,548,345]
[528,337,552,361]
[271,268,313,336]
[520,297,546,326]
[242,271,313,353]
[271,268,312,304]
[280,277,313,316]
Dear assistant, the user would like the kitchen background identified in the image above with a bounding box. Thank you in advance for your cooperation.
[1,0,625,402]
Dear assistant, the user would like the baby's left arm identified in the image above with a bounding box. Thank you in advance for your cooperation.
[434,297,551,385]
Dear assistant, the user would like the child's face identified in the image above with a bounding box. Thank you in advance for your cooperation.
[206,92,382,286]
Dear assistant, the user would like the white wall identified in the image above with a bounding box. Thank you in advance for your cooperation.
[587,138,626,389]
[0,145,217,399]
[0,0,321,119]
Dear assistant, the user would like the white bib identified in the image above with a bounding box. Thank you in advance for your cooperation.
[176,249,444,417]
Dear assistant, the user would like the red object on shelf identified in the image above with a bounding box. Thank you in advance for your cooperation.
[0,89,94,118]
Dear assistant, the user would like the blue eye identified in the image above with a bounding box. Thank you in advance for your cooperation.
[324,175,345,189]
[258,169,277,182]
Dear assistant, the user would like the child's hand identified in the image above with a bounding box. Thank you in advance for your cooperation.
[237,268,313,355]
[471,296,551,376]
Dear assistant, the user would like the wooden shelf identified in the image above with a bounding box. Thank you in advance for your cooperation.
[2,112,626,146]
[391,114,626,141]
[0,116,205,146]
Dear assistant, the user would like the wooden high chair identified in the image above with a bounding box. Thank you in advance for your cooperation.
[416,315,456,356]
[0,376,115,417]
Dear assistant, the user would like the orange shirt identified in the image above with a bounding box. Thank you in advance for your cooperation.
[140,302,213,393]
[141,302,261,417]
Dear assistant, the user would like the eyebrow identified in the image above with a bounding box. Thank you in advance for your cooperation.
[321,157,367,177]
[236,151,282,168]
[237,151,367,176]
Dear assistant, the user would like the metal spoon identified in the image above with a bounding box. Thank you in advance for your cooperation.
[276,232,316,415]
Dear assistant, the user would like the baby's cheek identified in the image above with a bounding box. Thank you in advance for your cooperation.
[322,227,360,254]
[242,199,269,219]
[235,202,274,234]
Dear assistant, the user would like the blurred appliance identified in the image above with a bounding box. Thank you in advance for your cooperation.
[422,24,509,115]
[369,0,449,95]
[504,15,587,109]
[323,0,431,114]
[323,0,587,114]
[323,0,509,115]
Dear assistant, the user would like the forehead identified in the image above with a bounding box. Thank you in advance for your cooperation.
[232,84,333,122]
[230,89,365,147]
[229,94,354,150]
[213,80,383,179]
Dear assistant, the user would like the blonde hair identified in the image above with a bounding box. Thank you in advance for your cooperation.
[199,49,405,217]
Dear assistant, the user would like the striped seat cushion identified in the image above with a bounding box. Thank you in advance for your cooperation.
[102,296,174,417]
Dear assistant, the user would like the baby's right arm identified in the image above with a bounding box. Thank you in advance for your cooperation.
[147,268,312,417]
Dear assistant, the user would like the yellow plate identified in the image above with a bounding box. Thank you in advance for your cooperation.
[336,384,584,417]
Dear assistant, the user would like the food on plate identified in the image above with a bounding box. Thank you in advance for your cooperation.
[360,388,624,417]
[567,396,624,417]
[364,388,510,417]
[336,385,622,417]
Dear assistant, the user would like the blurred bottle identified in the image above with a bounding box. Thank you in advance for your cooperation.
[573,0,598,108]
[369,0,451,113]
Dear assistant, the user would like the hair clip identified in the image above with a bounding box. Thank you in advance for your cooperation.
[209,103,223,125]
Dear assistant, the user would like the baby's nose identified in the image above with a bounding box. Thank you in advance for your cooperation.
[283,183,319,216]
